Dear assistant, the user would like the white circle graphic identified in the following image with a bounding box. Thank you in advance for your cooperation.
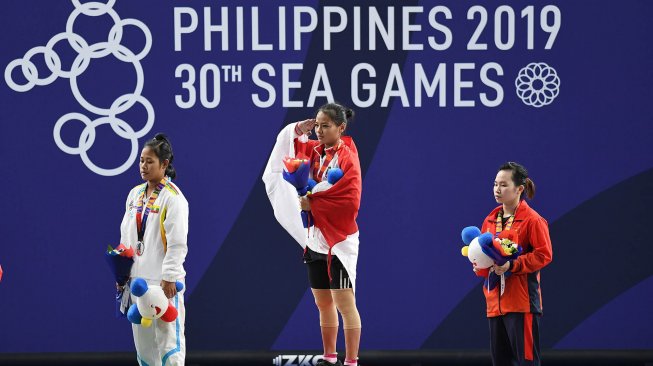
[515,62,561,108]
[4,0,154,176]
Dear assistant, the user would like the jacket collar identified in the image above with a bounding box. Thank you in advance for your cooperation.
[314,138,344,156]
[486,200,532,223]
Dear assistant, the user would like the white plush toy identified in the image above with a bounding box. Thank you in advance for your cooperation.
[127,278,184,327]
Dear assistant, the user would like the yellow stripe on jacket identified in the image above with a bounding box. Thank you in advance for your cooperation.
[160,205,168,253]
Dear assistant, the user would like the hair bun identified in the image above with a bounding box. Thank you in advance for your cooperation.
[345,108,354,120]
[154,133,169,143]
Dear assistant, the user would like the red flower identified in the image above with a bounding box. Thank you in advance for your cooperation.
[283,156,309,173]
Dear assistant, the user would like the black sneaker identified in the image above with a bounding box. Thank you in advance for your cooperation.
[316,358,343,366]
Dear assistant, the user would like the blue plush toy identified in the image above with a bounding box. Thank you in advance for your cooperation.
[311,168,344,194]
[127,278,184,327]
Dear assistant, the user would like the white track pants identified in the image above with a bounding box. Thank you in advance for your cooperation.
[131,282,186,366]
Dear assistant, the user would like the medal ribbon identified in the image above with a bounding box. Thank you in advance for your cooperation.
[136,178,166,243]
[494,202,519,238]
[312,140,342,182]
[493,202,520,295]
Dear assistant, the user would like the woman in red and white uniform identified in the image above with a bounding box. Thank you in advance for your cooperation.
[263,103,363,366]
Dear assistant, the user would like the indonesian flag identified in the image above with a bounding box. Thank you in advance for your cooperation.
[308,136,362,249]
[263,123,362,290]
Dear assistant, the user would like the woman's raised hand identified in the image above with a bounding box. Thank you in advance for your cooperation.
[297,119,316,135]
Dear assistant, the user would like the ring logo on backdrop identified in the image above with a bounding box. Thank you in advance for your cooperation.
[4,0,153,176]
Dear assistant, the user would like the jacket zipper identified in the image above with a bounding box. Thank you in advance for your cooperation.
[498,275,503,315]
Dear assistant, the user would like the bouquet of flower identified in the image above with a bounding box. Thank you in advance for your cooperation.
[282,156,315,228]
[282,156,312,195]
[104,243,134,317]
[490,231,523,265]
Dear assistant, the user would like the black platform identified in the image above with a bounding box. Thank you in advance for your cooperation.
[1,350,652,366]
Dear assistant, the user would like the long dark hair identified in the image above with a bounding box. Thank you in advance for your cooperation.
[498,161,535,200]
[144,133,176,180]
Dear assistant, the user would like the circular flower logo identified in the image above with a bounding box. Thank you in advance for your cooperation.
[515,63,560,108]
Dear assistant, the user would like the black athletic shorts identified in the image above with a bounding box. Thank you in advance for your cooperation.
[303,246,352,289]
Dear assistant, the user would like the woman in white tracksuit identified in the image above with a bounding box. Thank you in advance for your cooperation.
[119,133,189,366]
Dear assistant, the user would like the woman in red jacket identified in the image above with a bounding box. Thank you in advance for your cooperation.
[481,162,553,366]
